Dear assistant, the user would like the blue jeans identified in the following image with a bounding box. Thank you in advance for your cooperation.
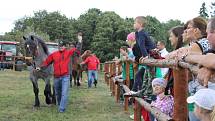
[87,70,98,88]
[132,67,145,91]
[54,75,70,112]
[0,62,5,70]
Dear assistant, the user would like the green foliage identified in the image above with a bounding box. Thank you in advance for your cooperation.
[72,8,102,50]
[211,2,215,17]
[2,8,184,62]
[91,11,129,62]
[162,19,183,51]
[199,2,209,19]
[145,16,166,41]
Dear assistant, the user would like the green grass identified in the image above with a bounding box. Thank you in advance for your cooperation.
[0,70,132,121]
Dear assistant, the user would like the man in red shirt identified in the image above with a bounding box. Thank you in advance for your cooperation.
[37,40,80,113]
[81,52,100,88]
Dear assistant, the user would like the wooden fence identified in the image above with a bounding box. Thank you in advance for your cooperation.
[0,55,26,71]
[103,58,215,121]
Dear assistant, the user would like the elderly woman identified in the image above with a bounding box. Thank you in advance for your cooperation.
[151,78,174,121]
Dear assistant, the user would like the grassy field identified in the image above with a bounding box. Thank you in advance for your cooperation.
[0,70,132,121]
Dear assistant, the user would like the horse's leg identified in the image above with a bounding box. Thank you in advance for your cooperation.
[77,71,81,86]
[79,71,82,84]
[31,78,40,107]
[44,78,52,105]
[72,70,77,86]
[69,74,72,87]
[52,85,56,105]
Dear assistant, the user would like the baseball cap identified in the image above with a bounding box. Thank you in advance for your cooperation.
[152,78,167,88]
[187,88,215,110]
[58,40,67,47]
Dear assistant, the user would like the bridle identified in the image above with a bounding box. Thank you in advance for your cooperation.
[25,40,40,69]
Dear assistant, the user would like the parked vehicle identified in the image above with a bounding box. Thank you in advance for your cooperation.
[0,41,24,71]
[46,42,58,54]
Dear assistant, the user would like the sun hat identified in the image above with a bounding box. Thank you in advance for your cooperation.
[187,88,215,110]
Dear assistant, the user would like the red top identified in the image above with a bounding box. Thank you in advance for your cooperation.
[83,55,100,70]
[42,48,79,77]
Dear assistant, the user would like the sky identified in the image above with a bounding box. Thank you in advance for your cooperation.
[0,0,213,35]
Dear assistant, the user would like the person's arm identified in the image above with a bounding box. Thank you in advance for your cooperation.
[184,53,215,69]
[166,42,202,60]
[41,54,54,68]
[69,48,79,56]
[196,67,214,86]
[120,49,128,58]
[80,57,89,65]
[97,58,100,71]
[189,43,202,54]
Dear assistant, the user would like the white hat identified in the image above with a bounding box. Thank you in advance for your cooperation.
[152,78,167,88]
[187,88,215,110]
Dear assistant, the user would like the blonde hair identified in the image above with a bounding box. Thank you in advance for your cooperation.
[212,107,215,120]
[135,16,147,27]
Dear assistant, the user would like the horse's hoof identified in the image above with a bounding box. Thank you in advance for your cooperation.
[33,105,40,110]
[46,104,52,107]
[46,98,52,105]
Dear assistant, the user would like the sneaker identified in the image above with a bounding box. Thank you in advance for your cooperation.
[129,114,134,120]
[123,91,138,97]
[58,109,65,113]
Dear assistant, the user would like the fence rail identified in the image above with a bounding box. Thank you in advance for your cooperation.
[0,55,26,71]
[103,58,215,121]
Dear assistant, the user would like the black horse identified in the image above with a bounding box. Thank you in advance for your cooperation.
[23,35,55,107]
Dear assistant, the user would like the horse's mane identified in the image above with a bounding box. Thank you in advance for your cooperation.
[71,51,80,64]
[32,35,49,55]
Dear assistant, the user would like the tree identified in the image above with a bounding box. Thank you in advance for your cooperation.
[91,11,128,62]
[72,8,102,51]
[199,2,209,19]
[211,2,215,17]
[13,10,74,41]
[162,19,183,51]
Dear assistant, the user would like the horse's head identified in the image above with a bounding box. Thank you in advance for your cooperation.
[23,36,39,66]
[23,35,38,58]
[23,35,49,65]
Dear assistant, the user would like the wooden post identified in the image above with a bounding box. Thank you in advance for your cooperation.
[115,84,120,103]
[115,63,121,103]
[173,68,188,121]
[133,63,138,76]
[125,61,130,87]
[134,100,142,121]
[13,56,16,71]
[104,63,107,84]
[110,63,113,93]
[112,62,116,96]
[107,63,110,86]
[124,61,130,112]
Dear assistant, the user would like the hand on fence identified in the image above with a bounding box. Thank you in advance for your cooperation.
[197,67,211,87]
[139,56,148,63]
[165,47,190,60]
